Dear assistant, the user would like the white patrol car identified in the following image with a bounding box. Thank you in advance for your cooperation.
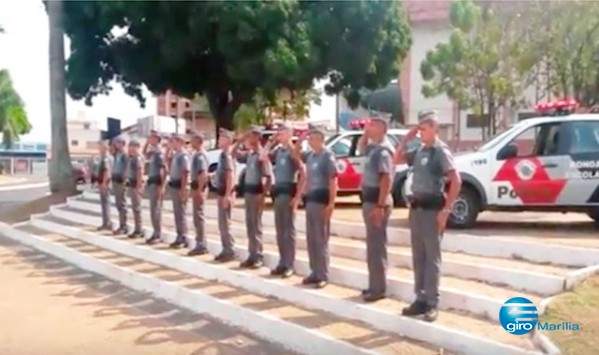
[393,99,599,229]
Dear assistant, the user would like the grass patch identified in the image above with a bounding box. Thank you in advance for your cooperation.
[540,274,599,355]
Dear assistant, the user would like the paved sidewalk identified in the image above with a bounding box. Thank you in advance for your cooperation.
[0,236,286,355]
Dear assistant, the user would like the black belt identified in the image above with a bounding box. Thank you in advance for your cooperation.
[408,194,445,210]
[147,176,162,185]
[168,180,182,189]
[190,181,207,191]
[305,188,330,205]
[272,182,297,198]
[127,179,138,187]
[243,184,264,195]
[112,175,124,184]
[361,187,380,204]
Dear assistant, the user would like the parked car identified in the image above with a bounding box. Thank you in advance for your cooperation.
[72,162,90,184]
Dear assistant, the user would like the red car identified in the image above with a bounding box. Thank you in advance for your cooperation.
[72,162,90,184]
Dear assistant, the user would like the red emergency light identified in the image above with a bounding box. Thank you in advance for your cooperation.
[349,118,371,130]
[535,99,578,116]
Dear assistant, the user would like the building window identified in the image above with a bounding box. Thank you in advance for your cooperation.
[466,114,490,128]
[518,112,538,121]
[185,101,190,108]
[83,122,90,129]
[71,140,79,146]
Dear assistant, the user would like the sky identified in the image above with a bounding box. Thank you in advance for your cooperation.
[0,0,156,144]
[0,1,341,144]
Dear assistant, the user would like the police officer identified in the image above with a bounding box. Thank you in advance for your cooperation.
[96,140,113,231]
[266,123,305,278]
[145,130,167,245]
[214,128,236,262]
[111,135,129,235]
[127,138,145,238]
[356,117,394,302]
[188,131,210,256]
[395,110,461,322]
[168,133,191,249]
[301,127,338,288]
[233,126,272,269]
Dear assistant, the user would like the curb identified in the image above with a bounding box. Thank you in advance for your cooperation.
[0,221,378,355]
[0,181,49,192]
[81,191,599,268]
[29,215,540,355]
[532,297,561,355]
[58,201,508,322]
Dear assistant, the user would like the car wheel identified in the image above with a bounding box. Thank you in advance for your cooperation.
[207,164,218,192]
[447,186,480,229]
[586,208,599,227]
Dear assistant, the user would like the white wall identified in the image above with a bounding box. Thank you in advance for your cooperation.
[67,121,102,149]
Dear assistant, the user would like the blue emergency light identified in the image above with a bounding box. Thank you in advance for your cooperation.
[534,99,578,116]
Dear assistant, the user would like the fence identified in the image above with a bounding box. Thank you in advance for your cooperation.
[0,157,48,175]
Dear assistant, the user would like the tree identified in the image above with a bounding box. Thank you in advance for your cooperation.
[59,1,412,131]
[47,0,75,194]
[0,70,32,146]
[524,1,599,107]
[420,0,538,138]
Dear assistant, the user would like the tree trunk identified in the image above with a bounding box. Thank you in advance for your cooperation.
[207,89,242,147]
[48,0,75,194]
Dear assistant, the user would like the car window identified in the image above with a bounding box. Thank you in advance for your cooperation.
[504,122,562,158]
[330,137,353,157]
[569,121,599,154]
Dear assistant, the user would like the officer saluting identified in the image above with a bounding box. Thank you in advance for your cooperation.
[144,130,167,244]
[126,138,145,238]
[96,141,113,231]
[301,126,338,288]
[233,126,272,269]
[188,131,210,256]
[214,128,236,262]
[357,116,394,302]
[168,133,191,249]
[111,135,129,235]
[395,110,461,322]
[267,123,306,278]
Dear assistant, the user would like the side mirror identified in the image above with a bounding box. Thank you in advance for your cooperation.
[497,144,518,160]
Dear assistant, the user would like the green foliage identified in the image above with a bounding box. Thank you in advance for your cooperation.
[0,69,32,147]
[57,0,411,130]
[420,0,539,137]
[525,1,599,107]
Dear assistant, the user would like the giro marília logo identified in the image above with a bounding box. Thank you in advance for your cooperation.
[499,297,539,335]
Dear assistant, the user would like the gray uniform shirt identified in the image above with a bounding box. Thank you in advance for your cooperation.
[112,151,128,177]
[99,154,113,179]
[215,150,234,190]
[242,150,271,185]
[127,154,144,181]
[147,149,165,178]
[169,151,190,180]
[273,147,298,185]
[191,151,208,182]
[409,140,456,197]
[361,144,394,206]
[304,149,337,193]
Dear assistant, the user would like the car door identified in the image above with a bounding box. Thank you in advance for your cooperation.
[491,121,569,206]
[329,133,361,191]
[561,120,599,206]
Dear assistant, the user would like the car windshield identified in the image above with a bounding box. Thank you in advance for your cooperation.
[474,124,521,152]
[324,134,340,146]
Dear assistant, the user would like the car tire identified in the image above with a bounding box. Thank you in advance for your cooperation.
[207,164,218,192]
[447,186,480,229]
[586,208,599,227]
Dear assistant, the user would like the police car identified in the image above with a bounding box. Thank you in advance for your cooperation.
[393,99,599,229]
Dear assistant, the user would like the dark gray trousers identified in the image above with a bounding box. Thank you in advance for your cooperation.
[128,187,143,232]
[244,193,263,260]
[112,182,127,227]
[274,194,296,269]
[362,203,391,294]
[170,186,188,238]
[218,196,235,254]
[99,187,112,228]
[147,184,163,237]
[305,202,330,281]
[409,208,442,307]
[192,192,206,247]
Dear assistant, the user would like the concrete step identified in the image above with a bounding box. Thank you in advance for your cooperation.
[67,198,575,296]
[27,213,539,355]
[80,191,599,268]
[2,222,438,355]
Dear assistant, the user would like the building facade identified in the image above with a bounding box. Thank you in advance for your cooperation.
[67,111,103,158]
[155,91,215,135]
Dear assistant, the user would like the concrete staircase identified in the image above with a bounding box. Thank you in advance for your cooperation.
[1,190,597,354]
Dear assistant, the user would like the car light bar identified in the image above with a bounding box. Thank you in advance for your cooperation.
[349,118,371,129]
[534,99,578,116]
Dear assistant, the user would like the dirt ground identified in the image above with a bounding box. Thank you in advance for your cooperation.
[541,274,599,355]
[0,237,288,355]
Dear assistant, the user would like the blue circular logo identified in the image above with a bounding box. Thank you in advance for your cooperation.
[499,297,539,335]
